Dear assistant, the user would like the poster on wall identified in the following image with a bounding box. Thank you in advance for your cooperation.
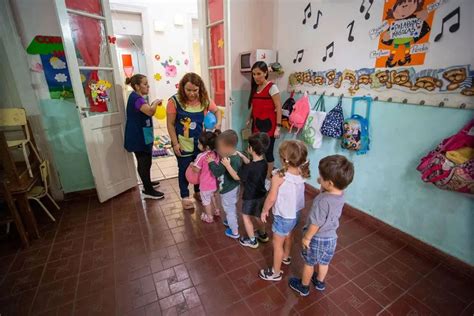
[26,35,74,99]
[278,0,472,109]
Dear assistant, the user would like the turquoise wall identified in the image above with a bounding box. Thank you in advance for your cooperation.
[232,90,474,265]
[39,99,95,193]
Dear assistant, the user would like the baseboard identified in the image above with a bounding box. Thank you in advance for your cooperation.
[63,188,97,201]
[304,183,474,278]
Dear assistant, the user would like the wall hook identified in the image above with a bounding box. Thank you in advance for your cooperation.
[387,97,392,102]
[402,98,408,104]
[419,100,425,105]
[374,96,379,101]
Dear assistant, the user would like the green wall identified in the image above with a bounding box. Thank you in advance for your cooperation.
[39,99,94,193]
[232,90,474,265]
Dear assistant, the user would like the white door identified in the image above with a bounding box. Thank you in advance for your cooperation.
[54,0,137,202]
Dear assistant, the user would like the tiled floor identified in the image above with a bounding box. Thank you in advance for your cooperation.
[1,179,473,316]
[151,119,178,181]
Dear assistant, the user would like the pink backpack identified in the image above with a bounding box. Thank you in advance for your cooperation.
[417,119,474,194]
[289,92,310,134]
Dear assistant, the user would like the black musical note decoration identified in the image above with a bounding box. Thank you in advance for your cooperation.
[313,10,323,29]
[434,7,460,42]
[347,20,355,42]
[322,42,334,62]
[359,0,374,20]
[293,49,304,63]
[302,3,312,25]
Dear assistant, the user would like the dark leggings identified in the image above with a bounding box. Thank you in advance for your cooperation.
[177,153,200,198]
[134,151,153,192]
[265,137,276,163]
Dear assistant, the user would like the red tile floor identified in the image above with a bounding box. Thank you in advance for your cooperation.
[1,179,473,315]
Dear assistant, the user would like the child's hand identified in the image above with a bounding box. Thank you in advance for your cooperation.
[302,237,311,250]
[221,157,231,168]
[260,210,269,223]
[207,155,214,163]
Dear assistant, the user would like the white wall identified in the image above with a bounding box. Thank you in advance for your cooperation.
[110,0,198,102]
[229,0,276,91]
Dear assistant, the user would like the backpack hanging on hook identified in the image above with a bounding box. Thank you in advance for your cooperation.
[341,96,371,155]
[321,95,344,138]
[288,92,310,134]
[281,91,295,130]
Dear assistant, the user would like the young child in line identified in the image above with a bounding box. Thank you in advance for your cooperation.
[259,140,310,281]
[193,130,221,223]
[222,132,270,248]
[289,155,354,296]
[208,130,242,238]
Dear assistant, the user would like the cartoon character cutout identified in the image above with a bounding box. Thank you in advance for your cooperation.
[97,80,111,102]
[381,0,431,68]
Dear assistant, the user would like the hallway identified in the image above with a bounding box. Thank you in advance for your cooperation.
[0,179,473,315]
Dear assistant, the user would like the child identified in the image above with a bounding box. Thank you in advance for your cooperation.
[193,131,221,223]
[289,155,354,296]
[222,132,270,248]
[208,130,242,238]
[259,140,310,281]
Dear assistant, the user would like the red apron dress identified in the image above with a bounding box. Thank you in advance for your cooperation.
[251,82,276,137]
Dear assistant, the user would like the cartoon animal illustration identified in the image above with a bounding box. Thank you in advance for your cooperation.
[180,117,192,138]
[381,0,431,67]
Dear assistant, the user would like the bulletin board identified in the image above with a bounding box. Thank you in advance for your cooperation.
[277,0,474,109]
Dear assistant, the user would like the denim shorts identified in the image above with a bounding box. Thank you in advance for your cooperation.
[302,236,337,266]
[272,214,298,236]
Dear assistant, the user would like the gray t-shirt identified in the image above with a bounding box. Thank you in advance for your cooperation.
[307,192,345,238]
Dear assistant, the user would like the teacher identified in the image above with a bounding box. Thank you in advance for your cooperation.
[167,72,222,210]
[246,61,282,178]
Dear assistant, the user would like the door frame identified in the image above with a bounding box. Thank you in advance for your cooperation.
[109,3,155,98]
[197,0,232,130]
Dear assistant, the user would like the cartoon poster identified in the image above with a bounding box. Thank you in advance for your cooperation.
[375,0,436,68]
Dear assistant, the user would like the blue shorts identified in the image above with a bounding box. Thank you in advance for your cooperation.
[302,237,337,266]
[272,214,298,236]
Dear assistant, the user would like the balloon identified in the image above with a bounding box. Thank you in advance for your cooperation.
[204,112,217,129]
[154,104,166,120]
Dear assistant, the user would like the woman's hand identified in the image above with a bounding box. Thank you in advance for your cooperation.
[172,143,182,157]
[152,99,163,106]
[274,126,281,139]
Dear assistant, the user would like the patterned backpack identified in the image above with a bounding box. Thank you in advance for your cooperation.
[341,96,371,155]
[321,96,344,138]
[288,92,310,134]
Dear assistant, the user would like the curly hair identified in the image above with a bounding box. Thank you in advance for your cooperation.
[177,72,210,109]
[278,140,310,178]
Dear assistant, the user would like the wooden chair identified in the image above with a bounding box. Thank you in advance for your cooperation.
[0,108,42,177]
[0,179,29,248]
[27,160,59,222]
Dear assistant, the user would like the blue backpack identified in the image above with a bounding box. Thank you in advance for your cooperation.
[341,96,371,155]
[321,96,344,138]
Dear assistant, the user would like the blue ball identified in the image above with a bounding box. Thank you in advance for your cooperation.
[204,112,217,129]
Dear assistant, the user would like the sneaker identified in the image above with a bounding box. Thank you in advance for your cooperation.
[239,237,259,249]
[225,228,240,239]
[151,180,160,187]
[142,190,165,200]
[222,219,229,227]
[181,197,195,210]
[311,273,326,291]
[288,277,310,296]
[259,267,283,281]
[282,256,292,265]
[255,230,269,243]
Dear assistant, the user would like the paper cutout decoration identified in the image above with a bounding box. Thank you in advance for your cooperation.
[175,83,179,89]
[166,80,170,84]
[89,79,111,111]
[161,61,177,77]
[27,36,73,99]
[107,35,116,44]
[168,56,173,62]
[121,54,134,78]
[176,60,180,66]
[217,38,224,48]
[155,54,161,61]
[154,73,162,81]
[184,59,189,65]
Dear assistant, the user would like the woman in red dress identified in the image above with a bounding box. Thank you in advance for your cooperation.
[247,61,283,177]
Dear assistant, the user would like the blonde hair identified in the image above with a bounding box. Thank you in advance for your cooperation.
[278,140,310,178]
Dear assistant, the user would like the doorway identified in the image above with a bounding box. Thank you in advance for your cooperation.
[110,3,201,182]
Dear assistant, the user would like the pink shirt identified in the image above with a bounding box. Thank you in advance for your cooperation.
[194,150,219,192]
